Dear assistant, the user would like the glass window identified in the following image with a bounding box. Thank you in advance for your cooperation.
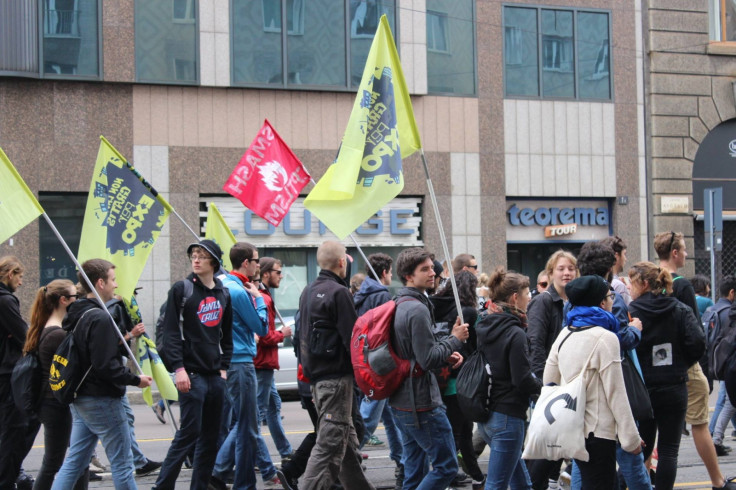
[503,6,612,100]
[232,0,396,89]
[710,0,736,41]
[426,0,476,95]
[577,11,610,100]
[135,0,198,84]
[260,248,316,316]
[38,193,86,285]
[42,0,100,77]
[504,6,538,97]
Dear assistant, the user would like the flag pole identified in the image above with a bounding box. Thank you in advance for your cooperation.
[419,149,464,324]
[41,213,144,374]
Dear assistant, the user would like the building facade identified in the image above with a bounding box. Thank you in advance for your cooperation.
[0,0,646,322]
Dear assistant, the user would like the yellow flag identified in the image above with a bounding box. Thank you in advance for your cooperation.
[136,335,178,405]
[78,137,172,301]
[304,15,421,239]
[0,148,44,244]
[205,202,236,271]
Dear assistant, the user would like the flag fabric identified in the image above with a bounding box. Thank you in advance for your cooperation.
[204,202,237,271]
[303,15,421,239]
[0,148,44,244]
[78,136,172,301]
[224,120,310,226]
[136,335,178,406]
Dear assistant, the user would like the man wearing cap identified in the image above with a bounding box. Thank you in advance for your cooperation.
[210,242,282,489]
[154,240,233,490]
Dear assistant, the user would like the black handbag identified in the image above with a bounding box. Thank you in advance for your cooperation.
[621,352,653,421]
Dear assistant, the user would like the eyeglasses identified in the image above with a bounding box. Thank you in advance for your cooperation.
[606,293,615,300]
[190,254,211,262]
[248,257,260,264]
[538,281,548,288]
[270,269,282,275]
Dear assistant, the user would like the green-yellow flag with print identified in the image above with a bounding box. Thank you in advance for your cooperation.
[78,137,172,301]
[304,15,421,239]
[204,202,236,271]
[0,148,44,244]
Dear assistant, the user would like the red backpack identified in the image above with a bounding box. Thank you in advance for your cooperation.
[351,297,423,400]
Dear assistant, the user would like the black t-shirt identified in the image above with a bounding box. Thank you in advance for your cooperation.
[671,274,699,317]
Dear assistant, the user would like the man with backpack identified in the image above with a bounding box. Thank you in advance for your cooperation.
[51,259,152,490]
[298,240,374,490]
[154,241,233,490]
[389,247,469,490]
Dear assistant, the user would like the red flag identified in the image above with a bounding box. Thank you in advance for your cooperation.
[224,120,311,226]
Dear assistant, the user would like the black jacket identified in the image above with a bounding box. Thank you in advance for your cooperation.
[63,298,140,397]
[629,292,705,387]
[526,286,565,378]
[160,274,233,374]
[0,282,27,376]
[299,270,357,383]
[476,311,541,420]
[429,295,478,359]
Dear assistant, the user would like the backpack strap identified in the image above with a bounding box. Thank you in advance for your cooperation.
[177,280,194,341]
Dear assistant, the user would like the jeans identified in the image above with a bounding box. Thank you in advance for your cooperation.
[477,411,530,490]
[639,383,688,490]
[570,441,649,490]
[360,397,403,465]
[574,435,617,490]
[713,396,736,445]
[52,395,136,490]
[122,394,148,469]
[0,375,39,489]
[301,375,374,490]
[256,368,293,458]
[392,406,458,490]
[711,381,736,438]
[34,398,88,490]
[213,363,276,488]
[155,373,225,490]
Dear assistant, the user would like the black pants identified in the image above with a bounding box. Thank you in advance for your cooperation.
[444,394,484,481]
[528,458,563,490]
[575,435,617,489]
[0,375,39,489]
[639,383,688,490]
[35,398,88,490]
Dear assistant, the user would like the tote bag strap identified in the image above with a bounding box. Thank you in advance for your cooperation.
[558,326,598,385]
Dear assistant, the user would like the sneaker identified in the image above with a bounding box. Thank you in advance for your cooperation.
[548,479,559,490]
[559,470,572,485]
[366,434,385,446]
[136,459,162,476]
[89,471,103,482]
[277,469,298,490]
[472,476,486,490]
[264,475,282,489]
[716,443,732,456]
[15,470,34,490]
[208,475,228,490]
[716,476,736,489]
[90,456,107,472]
[153,402,167,424]
[452,472,470,486]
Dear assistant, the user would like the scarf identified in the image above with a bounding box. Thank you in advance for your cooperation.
[566,306,619,333]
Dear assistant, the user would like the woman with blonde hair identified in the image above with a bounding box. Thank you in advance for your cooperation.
[628,262,706,490]
[525,250,578,489]
[24,279,87,490]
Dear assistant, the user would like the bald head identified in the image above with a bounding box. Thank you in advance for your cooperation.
[317,241,347,276]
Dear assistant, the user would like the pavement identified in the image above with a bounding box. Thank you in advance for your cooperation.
[19,392,736,489]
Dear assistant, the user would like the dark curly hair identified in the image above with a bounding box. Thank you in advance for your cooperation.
[576,241,615,279]
[436,270,478,307]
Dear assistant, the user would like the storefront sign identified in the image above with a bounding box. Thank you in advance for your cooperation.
[506,200,611,242]
[200,196,423,247]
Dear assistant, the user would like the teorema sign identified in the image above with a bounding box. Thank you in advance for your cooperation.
[507,204,609,227]
[506,200,611,241]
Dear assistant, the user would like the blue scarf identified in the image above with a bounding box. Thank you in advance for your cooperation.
[566,306,619,333]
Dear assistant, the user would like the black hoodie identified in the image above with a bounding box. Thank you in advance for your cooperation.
[476,311,541,420]
[429,295,478,359]
[629,292,705,387]
[63,298,140,397]
[0,282,27,376]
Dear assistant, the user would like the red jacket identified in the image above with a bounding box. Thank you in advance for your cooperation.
[254,289,284,370]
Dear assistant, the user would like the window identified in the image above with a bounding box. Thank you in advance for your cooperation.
[42,0,100,77]
[426,0,476,95]
[38,193,86,285]
[503,6,612,100]
[136,0,198,84]
[232,0,396,89]
[710,0,736,42]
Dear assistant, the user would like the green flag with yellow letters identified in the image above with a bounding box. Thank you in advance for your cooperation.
[204,202,236,271]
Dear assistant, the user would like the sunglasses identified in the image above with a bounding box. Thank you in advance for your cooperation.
[538,281,548,288]
[248,257,260,264]
[468,264,478,270]
[65,294,79,299]
[667,231,677,253]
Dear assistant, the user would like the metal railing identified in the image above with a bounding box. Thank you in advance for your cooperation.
[44,9,80,37]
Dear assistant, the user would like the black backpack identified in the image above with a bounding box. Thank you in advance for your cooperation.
[11,327,57,413]
[155,280,193,372]
[706,303,736,380]
[456,348,493,422]
[49,310,95,405]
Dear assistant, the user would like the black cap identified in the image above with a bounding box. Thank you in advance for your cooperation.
[187,239,223,265]
[565,275,610,307]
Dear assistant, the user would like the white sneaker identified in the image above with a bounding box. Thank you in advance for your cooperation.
[547,479,559,490]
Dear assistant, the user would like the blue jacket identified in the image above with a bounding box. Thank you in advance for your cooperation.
[353,277,392,316]
[221,273,268,363]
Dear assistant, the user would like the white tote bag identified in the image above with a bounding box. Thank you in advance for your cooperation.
[522,339,594,462]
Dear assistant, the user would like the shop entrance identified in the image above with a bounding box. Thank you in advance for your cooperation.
[507,243,582,281]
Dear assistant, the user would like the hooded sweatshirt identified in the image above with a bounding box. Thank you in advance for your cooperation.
[629,292,705,387]
[0,282,27,376]
[430,295,478,357]
[63,298,140,397]
[476,310,541,420]
[353,277,392,316]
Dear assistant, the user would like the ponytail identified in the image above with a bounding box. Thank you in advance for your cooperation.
[628,261,673,296]
[24,279,74,354]
[488,266,529,303]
